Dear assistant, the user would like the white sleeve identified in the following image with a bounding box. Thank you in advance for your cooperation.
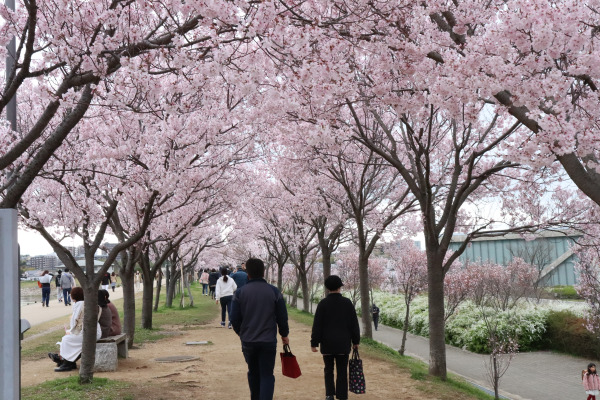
[215,279,221,299]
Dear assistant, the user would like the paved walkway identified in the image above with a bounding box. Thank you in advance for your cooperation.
[289,297,586,400]
[21,286,126,327]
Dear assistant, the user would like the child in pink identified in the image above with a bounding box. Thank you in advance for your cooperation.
[583,363,600,400]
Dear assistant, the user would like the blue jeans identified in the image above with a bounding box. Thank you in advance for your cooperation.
[202,283,208,294]
[220,295,233,323]
[63,288,72,305]
[242,342,277,400]
[41,287,50,306]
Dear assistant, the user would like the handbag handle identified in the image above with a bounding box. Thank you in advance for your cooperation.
[283,344,293,355]
[352,348,360,360]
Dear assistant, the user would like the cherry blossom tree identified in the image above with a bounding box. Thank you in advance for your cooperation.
[386,242,428,356]
[0,0,273,208]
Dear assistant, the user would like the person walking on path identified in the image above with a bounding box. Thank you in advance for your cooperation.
[60,269,75,306]
[200,269,209,295]
[311,275,360,400]
[231,265,248,289]
[39,270,53,307]
[231,258,290,400]
[583,363,600,400]
[134,271,141,292]
[216,267,237,329]
[110,272,117,292]
[208,268,220,300]
[55,270,63,303]
[371,303,380,331]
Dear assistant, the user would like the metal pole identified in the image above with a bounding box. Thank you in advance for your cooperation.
[3,1,20,399]
[0,209,20,400]
[5,0,16,131]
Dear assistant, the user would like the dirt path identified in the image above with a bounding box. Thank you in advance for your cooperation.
[22,317,440,399]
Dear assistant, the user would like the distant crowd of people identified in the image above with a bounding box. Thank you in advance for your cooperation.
[37,269,120,308]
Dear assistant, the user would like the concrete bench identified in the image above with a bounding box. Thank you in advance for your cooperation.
[94,333,128,372]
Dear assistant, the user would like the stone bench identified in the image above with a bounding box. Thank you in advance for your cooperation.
[94,333,128,372]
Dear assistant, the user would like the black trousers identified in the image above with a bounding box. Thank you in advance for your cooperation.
[323,354,349,400]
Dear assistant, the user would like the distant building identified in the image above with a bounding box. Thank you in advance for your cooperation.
[449,231,581,286]
[28,255,58,270]
[65,245,85,258]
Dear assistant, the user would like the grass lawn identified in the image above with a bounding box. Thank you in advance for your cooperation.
[287,307,495,400]
[21,377,130,400]
[22,283,217,400]
[21,280,41,290]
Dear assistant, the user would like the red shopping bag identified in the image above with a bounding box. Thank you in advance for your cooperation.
[280,344,302,378]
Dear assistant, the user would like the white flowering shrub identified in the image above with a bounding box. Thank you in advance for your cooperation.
[369,291,579,353]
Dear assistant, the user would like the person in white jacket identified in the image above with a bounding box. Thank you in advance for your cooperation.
[215,267,237,329]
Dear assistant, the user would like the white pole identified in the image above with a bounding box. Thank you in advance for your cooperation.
[0,209,20,400]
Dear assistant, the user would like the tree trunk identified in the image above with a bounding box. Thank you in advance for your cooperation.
[493,354,499,400]
[154,270,162,312]
[186,276,194,307]
[121,270,136,349]
[291,272,300,308]
[358,252,373,339]
[165,272,179,308]
[399,302,410,356]
[321,247,332,280]
[427,251,447,379]
[141,275,154,329]
[79,284,100,384]
[277,262,284,291]
[299,269,310,312]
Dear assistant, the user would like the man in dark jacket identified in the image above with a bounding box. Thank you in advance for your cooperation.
[311,275,360,400]
[230,258,289,400]
[208,268,220,299]
[230,265,248,289]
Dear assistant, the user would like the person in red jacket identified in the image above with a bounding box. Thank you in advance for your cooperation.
[311,275,360,400]
[583,363,600,400]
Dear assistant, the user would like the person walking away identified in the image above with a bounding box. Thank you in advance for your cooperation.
[101,272,111,291]
[200,269,209,295]
[311,275,360,400]
[371,303,380,331]
[110,272,117,292]
[208,268,219,300]
[101,289,122,336]
[231,265,248,289]
[216,267,238,328]
[231,258,289,400]
[584,363,600,400]
[39,270,53,307]
[134,271,141,292]
[55,270,63,303]
[60,269,75,306]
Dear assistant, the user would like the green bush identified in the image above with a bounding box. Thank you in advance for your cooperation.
[544,285,581,300]
[543,310,600,359]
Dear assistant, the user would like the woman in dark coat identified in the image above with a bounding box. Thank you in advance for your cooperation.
[311,275,360,400]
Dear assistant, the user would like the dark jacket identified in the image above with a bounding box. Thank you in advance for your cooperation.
[230,270,248,289]
[208,272,220,287]
[230,278,289,343]
[311,293,360,355]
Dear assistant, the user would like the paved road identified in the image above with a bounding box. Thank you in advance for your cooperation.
[21,286,126,327]
[289,296,585,400]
